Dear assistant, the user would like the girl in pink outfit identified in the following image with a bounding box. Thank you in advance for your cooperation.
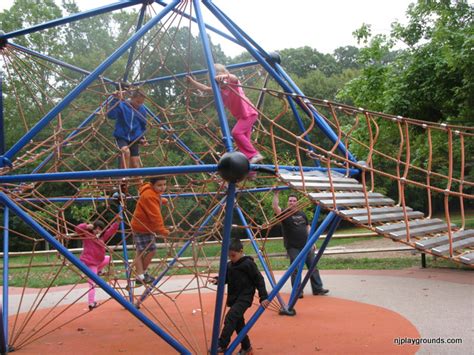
[187,64,264,163]
[74,219,119,310]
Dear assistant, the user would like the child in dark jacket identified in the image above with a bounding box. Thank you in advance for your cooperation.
[212,239,270,354]
[75,218,119,310]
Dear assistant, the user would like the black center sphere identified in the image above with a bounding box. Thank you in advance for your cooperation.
[217,152,250,183]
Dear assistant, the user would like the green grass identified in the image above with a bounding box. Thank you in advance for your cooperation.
[2,234,471,288]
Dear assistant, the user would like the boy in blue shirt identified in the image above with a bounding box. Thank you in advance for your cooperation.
[107,88,147,169]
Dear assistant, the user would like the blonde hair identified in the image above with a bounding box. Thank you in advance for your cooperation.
[214,63,229,75]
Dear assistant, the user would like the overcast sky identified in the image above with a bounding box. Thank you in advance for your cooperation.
[1,0,414,56]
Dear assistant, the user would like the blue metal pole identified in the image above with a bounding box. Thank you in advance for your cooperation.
[310,205,322,236]
[192,0,233,153]
[133,61,258,86]
[137,239,193,306]
[155,0,239,46]
[32,97,113,173]
[2,207,9,349]
[144,106,204,164]
[0,70,4,155]
[0,309,6,355]
[274,62,357,162]
[0,164,216,184]
[1,1,145,40]
[288,259,304,305]
[201,1,266,55]
[225,212,337,355]
[123,3,147,82]
[203,0,356,162]
[138,197,226,305]
[0,164,356,184]
[1,0,181,165]
[0,192,190,354]
[210,183,236,355]
[118,205,133,303]
[9,43,115,85]
[234,206,287,310]
[288,215,342,310]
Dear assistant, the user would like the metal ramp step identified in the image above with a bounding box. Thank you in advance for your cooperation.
[375,218,445,233]
[432,237,474,256]
[415,230,474,250]
[351,210,424,224]
[375,219,451,240]
[277,171,473,267]
[459,252,474,265]
[280,173,359,184]
[280,173,363,191]
[309,192,395,208]
[288,181,364,191]
[340,206,414,217]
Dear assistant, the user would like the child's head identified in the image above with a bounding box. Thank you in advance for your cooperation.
[130,88,146,108]
[228,238,244,263]
[214,63,229,75]
[149,176,167,193]
[92,220,105,235]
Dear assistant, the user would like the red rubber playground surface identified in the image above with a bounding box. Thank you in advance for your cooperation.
[11,291,420,354]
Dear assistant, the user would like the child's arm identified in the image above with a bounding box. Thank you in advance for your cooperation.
[143,194,169,236]
[107,96,122,120]
[215,73,238,84]
[186,75,212,92]
[101,220,120,243]
[249,262,269,305]
[75,223,93,235]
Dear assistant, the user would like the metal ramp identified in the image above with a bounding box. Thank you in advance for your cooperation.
[279,170,474,266]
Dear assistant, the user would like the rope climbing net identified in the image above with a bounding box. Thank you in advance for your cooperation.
[0,0,472,353]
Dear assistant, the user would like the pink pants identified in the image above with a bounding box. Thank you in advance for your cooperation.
[231,114,258,159]
[86,255,110,304]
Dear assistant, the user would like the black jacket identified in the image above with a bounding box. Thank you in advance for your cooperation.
[225,256,268,307]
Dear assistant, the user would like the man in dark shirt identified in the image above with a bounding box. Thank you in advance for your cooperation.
[273,191,329,297]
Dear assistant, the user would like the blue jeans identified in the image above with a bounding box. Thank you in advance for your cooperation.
[287,247,324,293]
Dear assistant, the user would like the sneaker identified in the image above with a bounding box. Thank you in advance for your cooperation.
[313,288,329,295]
[216,346,226,353]
[143,273,155,284]
[249,153,264,164]
[88,302,98,311]
[135,276,152,285]
[298,293,304,299]
[238,347,254,355]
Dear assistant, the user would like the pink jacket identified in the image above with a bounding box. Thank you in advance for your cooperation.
[75,222,119,266]
[220,78,258,121]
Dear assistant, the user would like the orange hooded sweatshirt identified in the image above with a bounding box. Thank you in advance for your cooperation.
[131,183,169,236]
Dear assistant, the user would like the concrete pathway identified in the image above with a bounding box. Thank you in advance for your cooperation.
[4,268,473,354]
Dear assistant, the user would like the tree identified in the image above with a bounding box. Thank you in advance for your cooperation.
[337,0,474,213]
[279,46,339,77]
[333,45,361,70]
[338,0,473,124]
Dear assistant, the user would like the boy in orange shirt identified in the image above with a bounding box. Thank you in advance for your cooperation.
[131,177,169,284]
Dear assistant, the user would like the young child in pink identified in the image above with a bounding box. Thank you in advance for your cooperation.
[75,219,119,310]
[187,64,263,163]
